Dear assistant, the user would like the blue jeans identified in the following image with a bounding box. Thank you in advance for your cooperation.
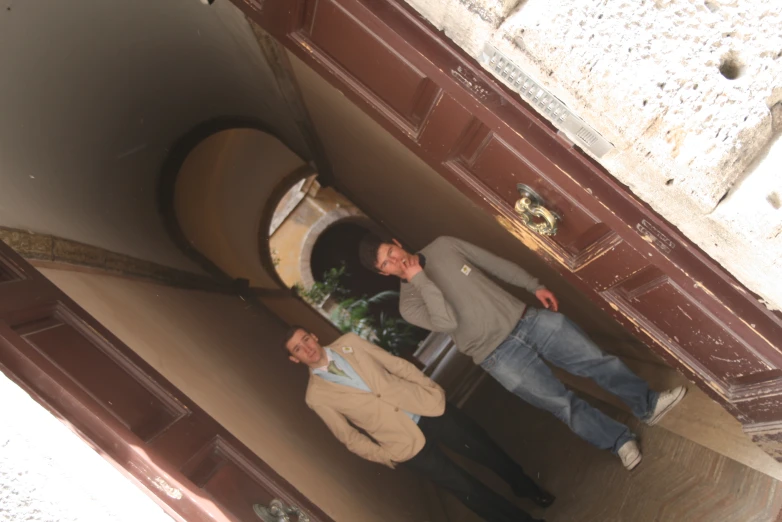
[480,308,659,453]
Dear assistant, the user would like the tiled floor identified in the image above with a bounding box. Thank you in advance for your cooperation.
[436,379,782,522]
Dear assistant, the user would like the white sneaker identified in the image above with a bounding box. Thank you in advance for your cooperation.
[645,386,687,426]
[618,440,642,470]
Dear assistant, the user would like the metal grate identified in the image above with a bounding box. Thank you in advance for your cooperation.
[481,44,613,158]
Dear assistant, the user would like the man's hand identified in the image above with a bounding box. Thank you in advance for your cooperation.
[535,288,559,312]
[401,255,423,281]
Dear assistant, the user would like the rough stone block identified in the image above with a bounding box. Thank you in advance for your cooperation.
[0,228,54,260]
[404,0,782,309]
[52,237,107,267]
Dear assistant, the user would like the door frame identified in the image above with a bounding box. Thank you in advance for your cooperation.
[0,243,333,522]
[232,0,782,459]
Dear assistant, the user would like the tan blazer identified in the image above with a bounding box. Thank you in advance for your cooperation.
[305,333,446,468]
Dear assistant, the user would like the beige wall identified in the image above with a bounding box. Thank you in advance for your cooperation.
[40,268,435,522]
[175,129,306,289]
[260,293,342,346]
[0,0,308,273]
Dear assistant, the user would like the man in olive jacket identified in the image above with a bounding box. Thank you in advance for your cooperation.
[284,326,553,522]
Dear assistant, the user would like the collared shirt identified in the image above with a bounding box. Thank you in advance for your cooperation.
[313,348,420,424]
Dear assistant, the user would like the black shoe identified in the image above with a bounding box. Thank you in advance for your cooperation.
[530,488,555,508]
[512,482,556,508]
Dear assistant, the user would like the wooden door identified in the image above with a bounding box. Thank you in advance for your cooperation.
[0,241,330,522]
[235,0,782,459]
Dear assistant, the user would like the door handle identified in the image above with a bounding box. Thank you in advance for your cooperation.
[253,499,311,522]
[514,184,561,236]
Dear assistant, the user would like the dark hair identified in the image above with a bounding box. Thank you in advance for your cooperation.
[358,233,385,273]
[282,324,308,352]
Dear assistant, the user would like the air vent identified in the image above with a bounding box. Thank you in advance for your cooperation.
[576,127,599,146]
[481,44,613,158]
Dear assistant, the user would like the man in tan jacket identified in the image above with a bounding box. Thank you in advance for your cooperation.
[284,326,553,522]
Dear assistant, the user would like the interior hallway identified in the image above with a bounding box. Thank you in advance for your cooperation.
[2,1,782,520]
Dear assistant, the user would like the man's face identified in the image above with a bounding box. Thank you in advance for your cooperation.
[286,329,326,366]
[375,239,412,278]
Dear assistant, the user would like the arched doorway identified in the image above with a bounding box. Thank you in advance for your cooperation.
[309,221,428,356]
[267,177,428,356]
[310,222,395,298]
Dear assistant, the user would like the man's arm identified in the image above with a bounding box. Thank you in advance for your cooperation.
[399,272,458,333]
[311,403,397,468]
[360,337,444,393]
[451,237,545,293]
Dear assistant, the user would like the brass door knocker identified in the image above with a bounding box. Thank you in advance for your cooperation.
[253,499,311,522]
[514,184,561,236]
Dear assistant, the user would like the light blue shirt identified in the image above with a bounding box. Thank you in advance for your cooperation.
[314,348,420,424]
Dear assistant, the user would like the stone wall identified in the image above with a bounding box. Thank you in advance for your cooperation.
[270,183,368,289]
[404,0,782,310]
[0,372,172,522]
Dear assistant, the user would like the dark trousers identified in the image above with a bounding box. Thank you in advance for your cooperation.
[402,402,538,522]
